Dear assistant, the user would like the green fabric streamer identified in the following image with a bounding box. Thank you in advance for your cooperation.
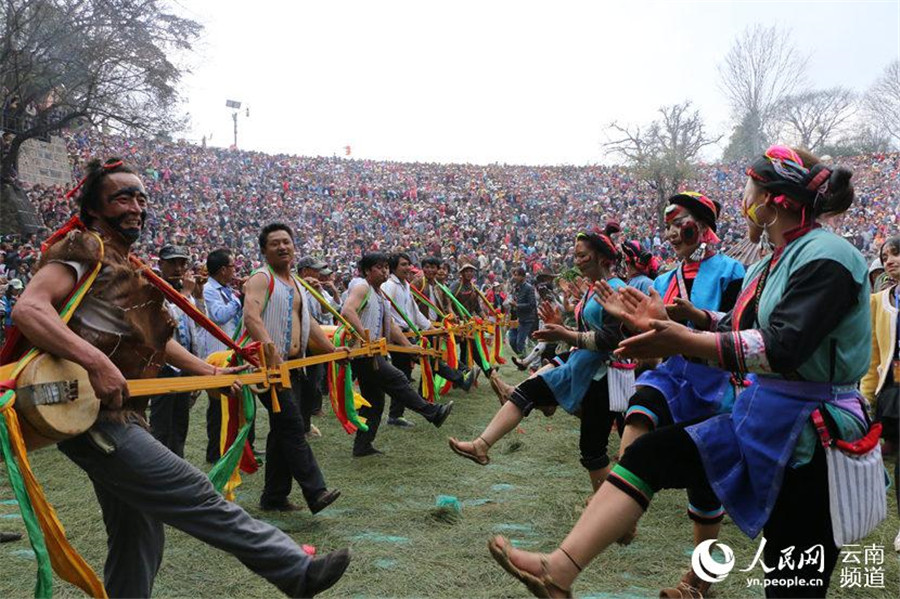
[0,391,52,598]
[436,282,472,319]
[207,384,256,493]
[332,326,368,432]
[472,328,491,372]
[435,283,491,371]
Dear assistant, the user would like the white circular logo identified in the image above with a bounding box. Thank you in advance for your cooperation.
[691,539,736,583]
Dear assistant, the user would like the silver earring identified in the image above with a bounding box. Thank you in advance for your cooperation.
[758,212,778,252]
[689,242,707,262]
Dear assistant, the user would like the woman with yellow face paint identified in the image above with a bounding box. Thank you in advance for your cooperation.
[489,146,876,599]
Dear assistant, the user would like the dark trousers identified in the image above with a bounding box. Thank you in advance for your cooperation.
[389,354,466,419]
[59,421,312,599]
[258,370,327,508]
[458,338,492,375]
[148,367,190,458]
[626,386,723,518]
[619,423,839,597]
[353,355,440,454]
[388,352,415,420]
[298,364,324,433]
[510,375,617,471]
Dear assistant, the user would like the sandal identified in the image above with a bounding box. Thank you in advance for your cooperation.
[448,437,490,466]
[487,536,573,598]
[659,569,712,598]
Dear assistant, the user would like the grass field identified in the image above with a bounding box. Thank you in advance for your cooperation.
[1,366,898,598]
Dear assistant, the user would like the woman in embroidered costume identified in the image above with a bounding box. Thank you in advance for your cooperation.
[619,240,658,294]
[591,192,746,593]
[488,146,876,598]
[448,227,628,492]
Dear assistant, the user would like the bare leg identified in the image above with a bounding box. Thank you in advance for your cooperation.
[693,521,720,546]
[489,372,516,405]
[612,419,652,545]
[587,466,610,493]
[617,420,651,459]
[492,484,644,594]
[659,521,723,598]
[449,401,524,461]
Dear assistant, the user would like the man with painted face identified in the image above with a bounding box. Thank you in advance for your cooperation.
[11,160,351,598]
[341,252,454,457]
[592,191,745,596]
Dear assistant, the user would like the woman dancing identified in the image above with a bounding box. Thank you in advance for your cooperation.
[449,228,627,491]
[489,146,876,598]
[594,192,746,588]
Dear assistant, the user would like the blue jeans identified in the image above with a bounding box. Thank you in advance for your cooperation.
[508,320,537,356]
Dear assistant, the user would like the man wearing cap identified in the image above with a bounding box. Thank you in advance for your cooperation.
[449,263,482,318]
[148,244,202,458]
[296,257,328,436]
[449,263,484,369]
[317,267,341,325]
[297,257,329,325]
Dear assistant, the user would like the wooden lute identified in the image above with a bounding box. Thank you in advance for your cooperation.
[7,340,387,450]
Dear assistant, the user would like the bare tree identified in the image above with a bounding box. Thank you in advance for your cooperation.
[864,60,900,146]
[718,24,809,159]
[605,102,721,226]
[0,0,202,185]
[778,87,856,153]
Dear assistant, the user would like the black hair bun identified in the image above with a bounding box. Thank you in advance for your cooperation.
[820,166,854,215]
[604,221,621,236]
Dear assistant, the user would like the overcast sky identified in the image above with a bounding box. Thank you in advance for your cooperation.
[177,0,900,165]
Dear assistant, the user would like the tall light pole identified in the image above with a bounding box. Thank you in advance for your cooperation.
[225,99,241,147]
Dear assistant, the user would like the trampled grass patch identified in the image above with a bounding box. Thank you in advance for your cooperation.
[1,367,898,598]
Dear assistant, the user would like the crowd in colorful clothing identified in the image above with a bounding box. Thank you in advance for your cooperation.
[1,130,898,598]
[2,129,897,291]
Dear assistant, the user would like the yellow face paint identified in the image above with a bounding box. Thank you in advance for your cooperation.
[743,197,766,227]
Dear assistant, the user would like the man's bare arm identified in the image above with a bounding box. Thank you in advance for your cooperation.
[389,320,413,346]
[340,283,370,339]
[13,264,128,407]
[242,273,274,346]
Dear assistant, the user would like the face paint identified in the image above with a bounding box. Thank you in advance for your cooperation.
[104,210,146,243]
[745,202,766,227]
[665,206,698,244]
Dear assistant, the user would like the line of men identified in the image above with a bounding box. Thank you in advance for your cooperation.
[10,157,516,598]
[147,231,502,497]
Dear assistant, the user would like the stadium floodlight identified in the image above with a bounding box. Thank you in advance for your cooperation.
[225,99,243,147]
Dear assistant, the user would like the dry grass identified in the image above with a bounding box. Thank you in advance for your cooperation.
[1,366,898,598]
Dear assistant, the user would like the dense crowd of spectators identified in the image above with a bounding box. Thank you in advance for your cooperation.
[3,129,898,290]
